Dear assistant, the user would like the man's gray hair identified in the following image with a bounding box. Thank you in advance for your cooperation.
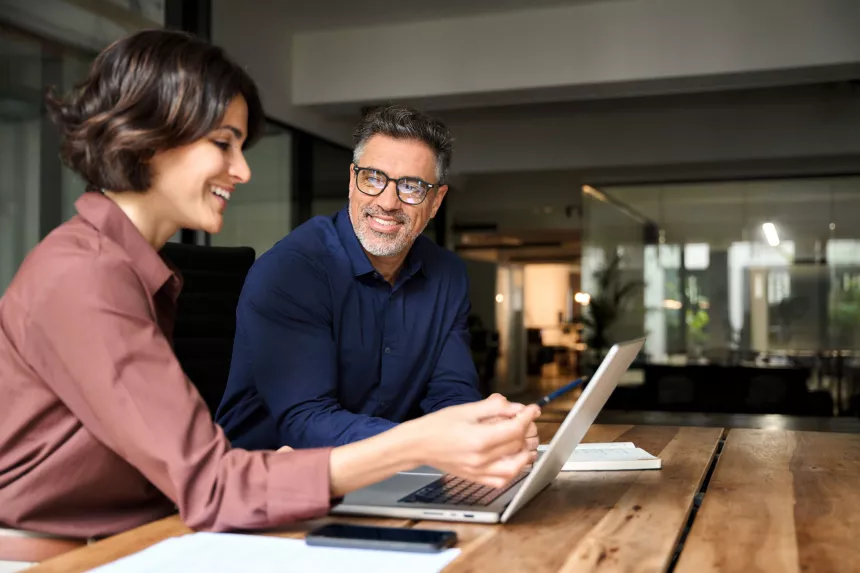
[352,104,453,184]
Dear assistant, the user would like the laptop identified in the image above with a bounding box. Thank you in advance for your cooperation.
[330,337,646,524]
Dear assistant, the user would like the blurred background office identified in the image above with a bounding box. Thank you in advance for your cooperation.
[3,0,860,423]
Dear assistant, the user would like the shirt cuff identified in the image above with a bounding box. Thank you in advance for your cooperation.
[266,447,334,526]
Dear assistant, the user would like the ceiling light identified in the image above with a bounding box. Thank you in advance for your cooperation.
[762,222,780,247]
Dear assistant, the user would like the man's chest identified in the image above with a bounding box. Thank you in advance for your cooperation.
[331,281,453,380]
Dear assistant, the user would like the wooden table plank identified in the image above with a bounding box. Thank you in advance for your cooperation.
[675,429,860,573]
[29,516,192,573]
[558,427,721,572]
[419,426,721,573]
[537,423,633,445]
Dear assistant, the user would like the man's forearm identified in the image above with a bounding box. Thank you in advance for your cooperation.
[282,406,398,448]
[421,383,483,414]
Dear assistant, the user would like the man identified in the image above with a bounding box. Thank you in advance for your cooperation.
[217,105,535,450]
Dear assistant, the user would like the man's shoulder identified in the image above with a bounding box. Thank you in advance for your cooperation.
[275,215,338,254]
[241,215,348,301]
[413,235,467,277]
[256,215,341,268]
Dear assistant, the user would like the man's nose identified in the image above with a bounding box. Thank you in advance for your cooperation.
[375,180,401,211]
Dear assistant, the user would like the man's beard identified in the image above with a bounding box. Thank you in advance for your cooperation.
[351,201,425,257]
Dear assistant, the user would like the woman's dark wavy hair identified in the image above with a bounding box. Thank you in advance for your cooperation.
[46,29,264,192]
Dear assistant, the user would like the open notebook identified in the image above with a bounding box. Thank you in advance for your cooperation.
[537,442,662,471]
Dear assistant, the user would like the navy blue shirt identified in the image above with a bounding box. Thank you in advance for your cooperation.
[216,207,482,449]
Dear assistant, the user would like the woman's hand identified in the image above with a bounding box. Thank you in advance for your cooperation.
[404,394,541,488]
[327,395,540,497]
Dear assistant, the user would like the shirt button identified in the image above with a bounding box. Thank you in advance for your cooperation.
[384,347,391,354]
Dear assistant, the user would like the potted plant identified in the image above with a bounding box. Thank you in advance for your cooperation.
[576,252,644,366]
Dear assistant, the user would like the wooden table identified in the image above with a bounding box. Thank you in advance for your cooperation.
[27,425,860,572]
[676,429,860,573]
[27,424,718,572]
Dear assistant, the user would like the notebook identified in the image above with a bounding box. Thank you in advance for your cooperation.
[537,442,661,471]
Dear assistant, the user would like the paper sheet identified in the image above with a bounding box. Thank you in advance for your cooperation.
[86,532,461,573]
[537,442,661,470]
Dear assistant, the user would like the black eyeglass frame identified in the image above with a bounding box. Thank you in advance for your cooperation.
[352,164,441,206]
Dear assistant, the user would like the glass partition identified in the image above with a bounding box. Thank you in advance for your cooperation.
[582,176,860,415]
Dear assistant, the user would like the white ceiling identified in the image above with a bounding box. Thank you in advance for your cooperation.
[280,0,618,31]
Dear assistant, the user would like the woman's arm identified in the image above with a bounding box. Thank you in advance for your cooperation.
[328,395,540,496]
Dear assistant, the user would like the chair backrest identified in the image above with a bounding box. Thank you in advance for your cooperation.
[160,242,256,414]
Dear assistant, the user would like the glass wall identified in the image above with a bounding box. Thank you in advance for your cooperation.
[0,25,94,292]
[1,0,167,292]
[60,52,93,221]
[583,177,860,358]
[0,9,348,288]
[581,176,860,415]
[0,27,42,292]
[579,186,647,354]
[310,137,351,218]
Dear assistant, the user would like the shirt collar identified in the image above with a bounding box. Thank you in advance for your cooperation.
[400,241,426,282]
[75,192,179,296]
[334,206,426,281]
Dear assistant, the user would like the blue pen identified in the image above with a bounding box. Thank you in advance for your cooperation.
[534,377,586,407]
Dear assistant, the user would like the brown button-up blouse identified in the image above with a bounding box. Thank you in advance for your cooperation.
[0,192,332,538]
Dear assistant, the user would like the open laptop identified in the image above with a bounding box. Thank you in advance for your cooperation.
[330,337,646,524]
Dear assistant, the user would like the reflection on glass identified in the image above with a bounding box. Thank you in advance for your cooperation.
[581,177,860,417]
[60,53,93,221]
[310,138,352,221]
[583,176,860,360]
[0,29,42,293]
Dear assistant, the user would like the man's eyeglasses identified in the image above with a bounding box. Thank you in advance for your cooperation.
[352,165,439,206]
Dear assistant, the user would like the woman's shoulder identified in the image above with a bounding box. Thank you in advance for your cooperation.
[6,216,145,310]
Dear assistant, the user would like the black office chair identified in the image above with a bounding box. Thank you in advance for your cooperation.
[160,242,256,415]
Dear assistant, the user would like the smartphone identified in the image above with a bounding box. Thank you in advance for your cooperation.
[305,523,457,553]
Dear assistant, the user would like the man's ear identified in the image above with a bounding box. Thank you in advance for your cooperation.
[431,184,449,218]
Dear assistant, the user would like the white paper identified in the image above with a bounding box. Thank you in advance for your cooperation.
[573,442,637,450]
[538,442,661,470]
[85,532,461,573]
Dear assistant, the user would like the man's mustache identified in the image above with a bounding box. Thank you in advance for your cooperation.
[362,206,409,224]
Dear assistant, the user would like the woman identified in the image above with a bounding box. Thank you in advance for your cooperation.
[0,29,539,543]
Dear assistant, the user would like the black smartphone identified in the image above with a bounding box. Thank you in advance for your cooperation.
[305,523,457,553]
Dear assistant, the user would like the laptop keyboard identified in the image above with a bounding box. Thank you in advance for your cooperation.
[398,473,528,507]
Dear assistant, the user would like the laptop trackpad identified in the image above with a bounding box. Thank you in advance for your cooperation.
[340,473,440,505]
[399,465,444,476]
